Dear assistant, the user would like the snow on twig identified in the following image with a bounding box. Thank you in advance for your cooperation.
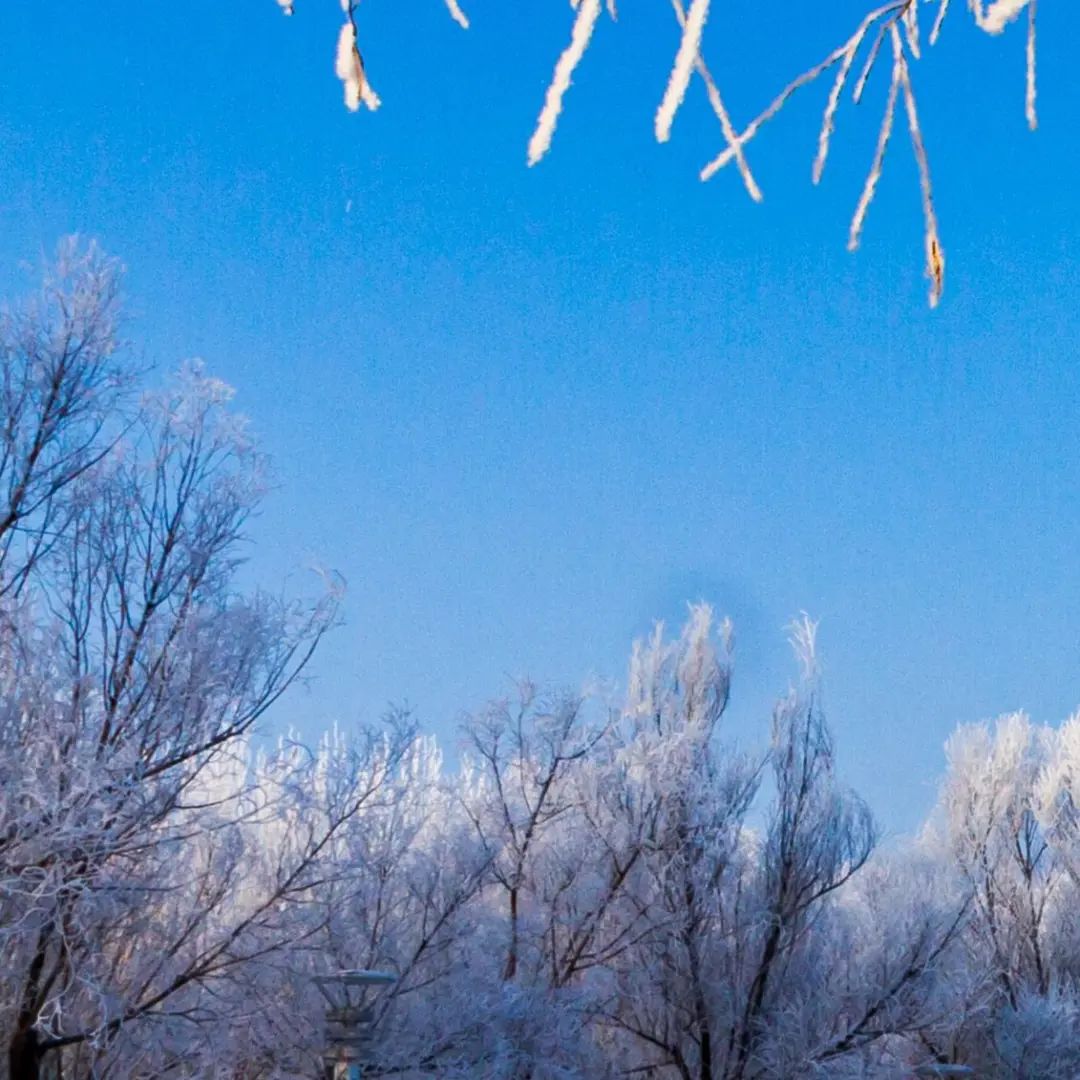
[444,0,470,30]
[655,0,710,143]
[893,26,944,307]
[975,0,1032,34]
[335,18,379,112]
[669,0,761,201]
[1026,0,1037,130]
[527,0,603,167]
[847,51,900,254]
[274,0,1040,307]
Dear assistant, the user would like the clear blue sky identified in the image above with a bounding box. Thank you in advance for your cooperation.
[1,1,1078,834]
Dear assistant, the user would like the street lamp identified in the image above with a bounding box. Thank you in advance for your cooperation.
[313,969,396,1080]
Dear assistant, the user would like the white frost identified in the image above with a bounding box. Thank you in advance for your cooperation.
[444,0,470,30]
[655,0,709,143]
[335,20,380,112]
[527,0,602,167]
[977,0,1030,34]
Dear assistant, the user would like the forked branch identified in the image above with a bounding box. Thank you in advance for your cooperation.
[275,0,1040,307]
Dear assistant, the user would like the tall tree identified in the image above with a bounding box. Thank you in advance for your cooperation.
[0,245,411,1080]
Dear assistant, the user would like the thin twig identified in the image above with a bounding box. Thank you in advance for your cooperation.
[1026,0,1037,130]
[700,47,847,181]
[901,0,921,59]
[656,0,711,143]
[670,0,762,200]
[853,18,893,103]
[847,54,900,252]
[700,0,905,181]
[443,0,469,30]
[814,29,871,184]
[527,0,603,166]
[894,26,945,307]
[929,0,951,45]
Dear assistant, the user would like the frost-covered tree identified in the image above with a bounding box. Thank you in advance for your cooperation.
[0,244,415,1080]
[337,608,964,1080]
[7,241,1080,1079]
[916,710,1080,1078]
[593,612,948,1080]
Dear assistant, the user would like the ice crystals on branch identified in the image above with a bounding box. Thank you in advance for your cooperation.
[335,14,379,112]
[527,0,603,167]
[272,0,1039,308]
[973,0,1033,35]
[444,0,470,31]
[698,0,1035,307]
[654,0,710,144]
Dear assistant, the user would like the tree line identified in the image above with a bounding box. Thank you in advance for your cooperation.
[2,246,1079,1078]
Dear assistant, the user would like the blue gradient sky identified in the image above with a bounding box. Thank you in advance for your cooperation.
[1,1,1078,834]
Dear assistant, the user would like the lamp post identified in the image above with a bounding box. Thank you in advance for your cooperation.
[313,969,396,1080]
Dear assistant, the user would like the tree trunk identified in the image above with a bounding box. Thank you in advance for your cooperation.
[9,1025,42,1080]
[504,885,519,980]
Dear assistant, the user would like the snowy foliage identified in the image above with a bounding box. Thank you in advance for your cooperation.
[5,245,1080,1078]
